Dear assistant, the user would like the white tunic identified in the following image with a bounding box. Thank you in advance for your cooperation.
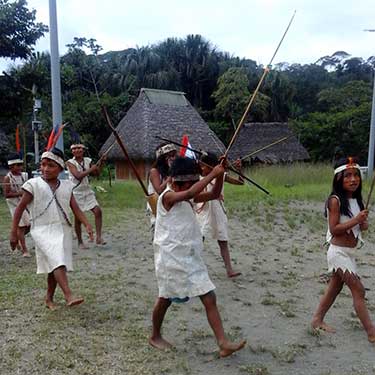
[153,188,215,299]
[147,174,158,226]
[23,177,74,274]
[67,157,98,211]
[6,171,30,227]
[326,197,363,275]
[195,178,228,241]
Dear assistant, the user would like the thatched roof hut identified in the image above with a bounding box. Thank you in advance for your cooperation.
[228,122,309,163]
[100,88,225,179]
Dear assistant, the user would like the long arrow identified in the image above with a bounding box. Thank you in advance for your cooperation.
[155,135,270,195]
[224,11,296,158]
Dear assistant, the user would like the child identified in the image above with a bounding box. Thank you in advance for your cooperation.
[66,144,105,248]
[311,157,375,342]
[150,156,246,357]
[10,148,94,310]
[147,143,177,229]
[4,153,31,257]
[196,152,243,278]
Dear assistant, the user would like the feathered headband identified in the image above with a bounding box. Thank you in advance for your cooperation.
[334,157,360,175]
[156,144,177,159]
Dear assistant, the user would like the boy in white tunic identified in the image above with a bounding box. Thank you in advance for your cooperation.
[4,153,31,257]
[150,156,246,357]
[10,148,94,310]
[66,144,105,248]
[311,157,375,342]
[196,152,243,277]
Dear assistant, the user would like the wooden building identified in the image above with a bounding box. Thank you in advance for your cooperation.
[100,88,225,180]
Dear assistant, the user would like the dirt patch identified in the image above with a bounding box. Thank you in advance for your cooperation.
[1,203,375,374]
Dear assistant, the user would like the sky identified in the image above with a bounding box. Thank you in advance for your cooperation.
[1,0,375,72]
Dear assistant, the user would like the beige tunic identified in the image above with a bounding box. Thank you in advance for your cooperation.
[195,178,228,241]
[6,172,30,227]
[153,188,215,299]
[326,197,363,275]
[23,177,74,274]
[67,157,98,211]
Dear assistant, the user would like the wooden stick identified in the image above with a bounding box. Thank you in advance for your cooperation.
[224,11,296,158]
[240,136,291,161]
[101,106,149,196]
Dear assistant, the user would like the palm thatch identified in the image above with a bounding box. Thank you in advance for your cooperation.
[100,88,225,179]
[228,122,309,163]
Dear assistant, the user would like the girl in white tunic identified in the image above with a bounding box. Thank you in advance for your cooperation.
[196,152,243,277]
[150,157,246,357]
[10,148,94,310]
[311,157,375,342]
[4,154,31,257]
[66,144,104,248]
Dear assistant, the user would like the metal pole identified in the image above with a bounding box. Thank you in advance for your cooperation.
[367,70,375,179]
[49,0,63,151]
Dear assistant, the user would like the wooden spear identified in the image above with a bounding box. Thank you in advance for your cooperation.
[240,135,291,162]
[101,106,158,214]
[223,11,296,159]
[365,171,375,209]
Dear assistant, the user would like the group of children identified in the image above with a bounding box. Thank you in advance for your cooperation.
[5,142,375,358]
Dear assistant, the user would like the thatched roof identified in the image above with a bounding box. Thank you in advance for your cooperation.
[100,88,225,160]
[228,122,310,163]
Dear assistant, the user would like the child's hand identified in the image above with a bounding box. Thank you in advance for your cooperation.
[85,224,94,242]
[356,210,369,224]
[10,230,18,250]
[360,220,369,231]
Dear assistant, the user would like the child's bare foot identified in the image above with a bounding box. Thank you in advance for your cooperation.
[227,271,242,278]
[149,336,173,350]
[367,326,375,343]
[219,340,246,358]
[45,300,58,311]
[66,297,84,307]
[22,252,31,258]
[96,238,107,245]
[311,319,336,333]
[79,243,89,250]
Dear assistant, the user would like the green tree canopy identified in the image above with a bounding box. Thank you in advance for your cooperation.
[0,0,48,59]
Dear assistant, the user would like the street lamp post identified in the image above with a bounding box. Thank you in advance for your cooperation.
[365,29,375,179]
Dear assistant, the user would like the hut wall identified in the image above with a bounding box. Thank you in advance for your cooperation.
[115,160,152,180]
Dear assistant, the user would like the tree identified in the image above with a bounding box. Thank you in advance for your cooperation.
[0,0,48,59]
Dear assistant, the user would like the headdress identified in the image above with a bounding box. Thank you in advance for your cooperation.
[70,143,86,150]
[156,144,176,159]
[41,149,65,169]
[334,157,360,175]
[7,155,23,166]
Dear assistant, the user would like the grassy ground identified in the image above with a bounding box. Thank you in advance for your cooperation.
[1,163,375,375]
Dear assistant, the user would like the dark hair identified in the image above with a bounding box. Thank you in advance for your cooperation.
[200,152,219,167]
[7,152,22,163]
[151,143,171,179]
[326,157,364,217]
[50,147,65,159]
[170,157,200,186]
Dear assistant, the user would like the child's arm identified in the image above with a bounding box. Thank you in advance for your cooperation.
[224,159,244,185]
[3,175,23,198]
[193,172,225,203]
[328,196,368,235]
[70,195,94,241]
[66,161,99,181]
[149,168,171,194]
[9,191,33,249]
[163,164,225,211]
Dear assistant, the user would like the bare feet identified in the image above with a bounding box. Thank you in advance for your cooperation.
[149,337,173,350]
[45,300,58,311]
[22,252,31,258]
[219,340,246,358]
[311,319,336,333]
[367,327,375,343]
[66,297,84,307]
[79,243,89,250]
[227,271,242,278]
[96,238,107,245]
